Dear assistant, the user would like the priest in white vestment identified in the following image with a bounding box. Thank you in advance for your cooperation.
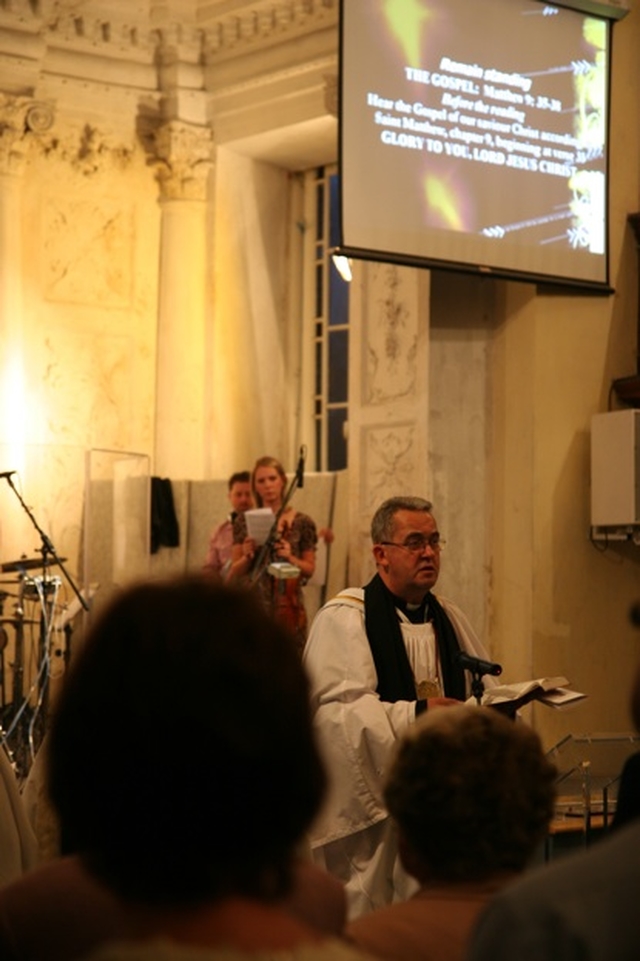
[303,496,497,919]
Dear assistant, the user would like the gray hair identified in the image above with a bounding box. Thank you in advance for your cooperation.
[384,705,557,882]
[371,496,433,544]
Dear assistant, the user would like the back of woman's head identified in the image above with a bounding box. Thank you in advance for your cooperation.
[384,705,557,883]
[47,575,326,905]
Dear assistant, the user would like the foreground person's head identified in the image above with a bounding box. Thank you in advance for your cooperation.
[384,705,557,884]
[48,575,326,906]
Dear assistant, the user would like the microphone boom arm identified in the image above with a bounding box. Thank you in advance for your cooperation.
[2,473,89,612]
[456,650,503,706]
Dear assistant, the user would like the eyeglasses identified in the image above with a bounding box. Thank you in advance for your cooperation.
[380,533,445,553]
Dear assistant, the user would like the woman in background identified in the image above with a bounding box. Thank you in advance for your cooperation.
[229,455,317,654]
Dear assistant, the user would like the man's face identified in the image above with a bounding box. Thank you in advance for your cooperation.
[228,481,253,514]
[372,509,441,604]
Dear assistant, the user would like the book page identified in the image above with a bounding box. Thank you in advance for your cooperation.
[244,508,275,545]
[538,687,587,708]
[466,676,586,711]
[467,677,569,706]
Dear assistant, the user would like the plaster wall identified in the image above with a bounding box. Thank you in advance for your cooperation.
[210,147,294,475]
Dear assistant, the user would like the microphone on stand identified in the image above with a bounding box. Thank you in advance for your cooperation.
[296,446,306,489]
[0,470,16,480]
[457,650,503,677]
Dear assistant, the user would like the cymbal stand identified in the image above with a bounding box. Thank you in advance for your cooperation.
[27,574,61,760]
[0,473,89,780]
[11,576,26,712]
[0,592,8,743]
[0,590,8,709]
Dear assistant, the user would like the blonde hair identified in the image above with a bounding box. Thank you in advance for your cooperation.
[251,456,287,507]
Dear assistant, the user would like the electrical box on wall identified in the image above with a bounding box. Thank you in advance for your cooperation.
[591,409,640,533]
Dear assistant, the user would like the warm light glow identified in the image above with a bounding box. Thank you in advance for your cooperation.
[332,253,353,283]
[1,350,27,463]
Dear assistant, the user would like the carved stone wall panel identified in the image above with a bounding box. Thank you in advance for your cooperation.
[347,260,430,586]
[363,262,418,407]
[361,422,418,514]
[33,323,138,451]
[42,195,134,307]
[20,136,160,460]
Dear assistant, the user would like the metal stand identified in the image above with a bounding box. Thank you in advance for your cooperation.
[3,473,89,615]
[457,650,503,706]
[470,668,487,706]
[0,473,90,781]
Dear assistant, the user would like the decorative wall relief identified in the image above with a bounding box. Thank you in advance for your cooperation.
[42,195,133,307]
[364,262,418,405]
[0,96,54,175]
[152,121,213,202]
[362,422,417,511]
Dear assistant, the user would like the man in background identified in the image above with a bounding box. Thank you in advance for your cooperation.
[203,471,253,578]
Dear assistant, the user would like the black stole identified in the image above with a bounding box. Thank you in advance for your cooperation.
[363,573,466,702]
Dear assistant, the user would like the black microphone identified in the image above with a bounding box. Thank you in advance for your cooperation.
[0,470,16,480]
[630,601,640,627]
[457,650,502,677]
[296,446,306,489]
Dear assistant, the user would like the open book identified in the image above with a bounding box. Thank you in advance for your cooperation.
[467,676,587,712]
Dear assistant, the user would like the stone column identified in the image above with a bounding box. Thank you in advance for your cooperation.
[152,120,213,479]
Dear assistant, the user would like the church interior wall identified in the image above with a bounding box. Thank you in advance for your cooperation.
[209,147,294,475]
[429,270,497,646]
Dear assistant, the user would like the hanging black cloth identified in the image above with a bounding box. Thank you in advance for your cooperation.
[150,477,180,554]
[363,573,466,702]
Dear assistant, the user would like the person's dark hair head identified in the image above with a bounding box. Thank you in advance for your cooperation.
[228,470,251,490]
[629,602,640,731]
[384,705,556,884]
[631,663,640,732]
[371,496,433,544]
[47,575,326,906]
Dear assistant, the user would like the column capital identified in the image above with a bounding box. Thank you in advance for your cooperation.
[152,120,213,201]
[0,95,55,176]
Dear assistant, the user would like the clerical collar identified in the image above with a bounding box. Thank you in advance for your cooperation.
[388,587,431,624]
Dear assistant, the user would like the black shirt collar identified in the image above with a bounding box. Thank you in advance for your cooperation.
[386,585,431,624]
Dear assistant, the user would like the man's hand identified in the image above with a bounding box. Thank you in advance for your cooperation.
[426,696,463,710]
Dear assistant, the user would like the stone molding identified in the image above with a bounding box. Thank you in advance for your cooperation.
[323,71,337,118]
[202,0,338,60]
[0,2,338,65]
[152,119,213,200]
[0,2,338,158]
[0,94,55,175]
